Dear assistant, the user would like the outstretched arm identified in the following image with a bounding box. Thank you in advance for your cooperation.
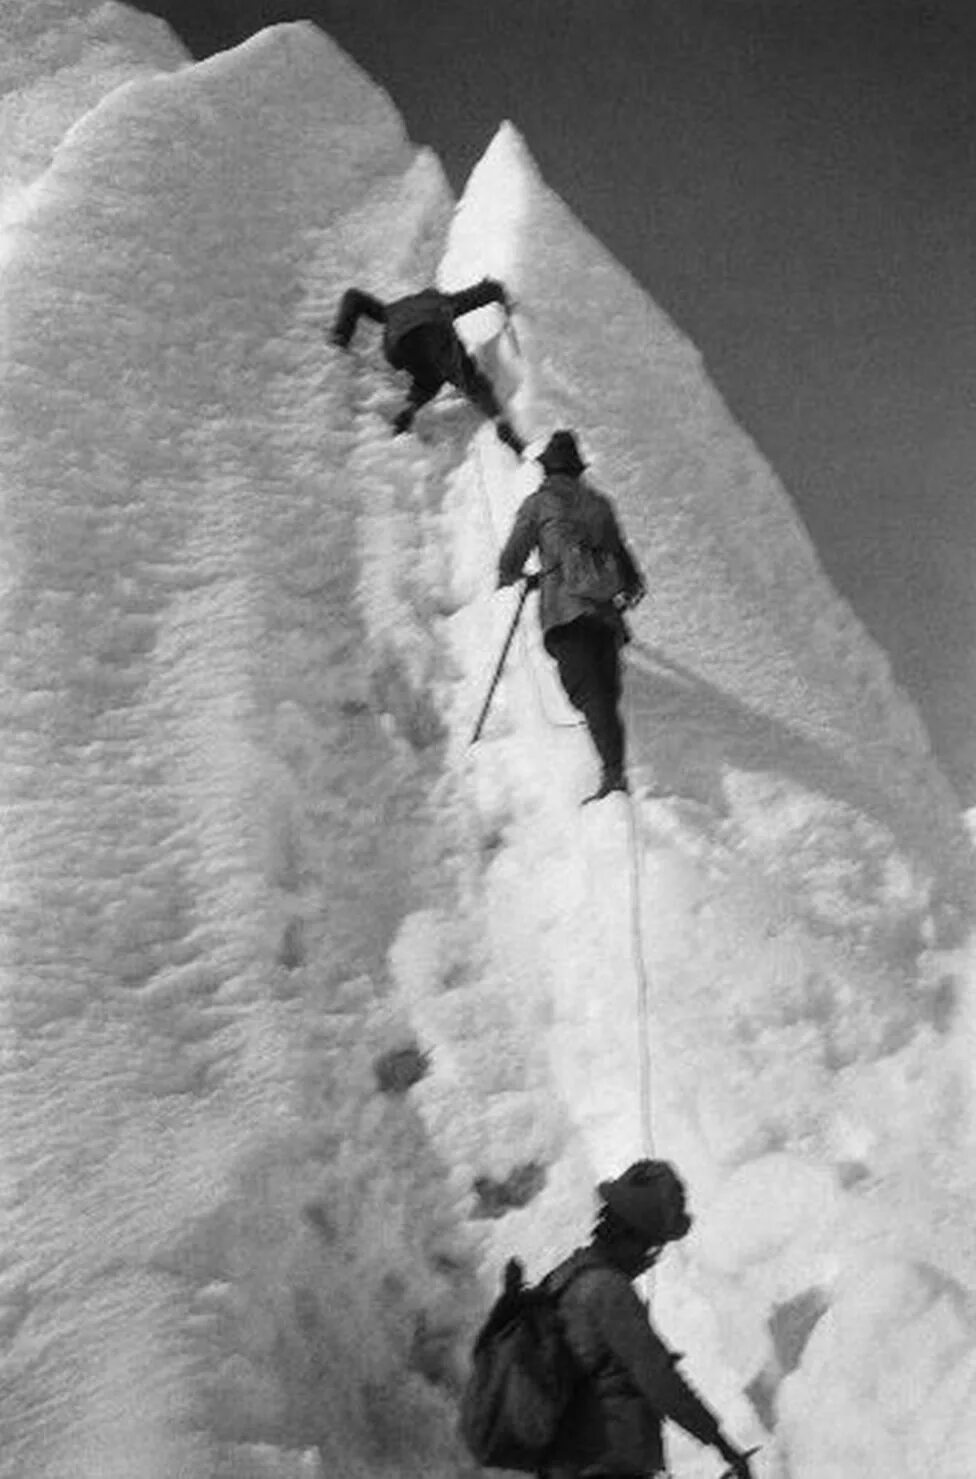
[447,278,509,320]
[603,498,646,603]
[617,536,646,603]
[593,1278,721,1445]
[331,288,386,347]
[593,1280,755,1475]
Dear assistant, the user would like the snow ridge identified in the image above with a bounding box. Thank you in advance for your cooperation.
[0,19,475,1479]
[1,12,975,1479]
[388,116,976,1479]
[443,122,971,893]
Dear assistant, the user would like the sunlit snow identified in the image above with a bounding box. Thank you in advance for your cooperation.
[1,9,975,1479]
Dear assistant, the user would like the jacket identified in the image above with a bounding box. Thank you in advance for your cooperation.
[497,473,644,642]
[383,279,507,358]
[544,1247,722,1477]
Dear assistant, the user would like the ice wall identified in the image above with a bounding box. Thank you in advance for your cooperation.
[378,122,976,1479]
[3,10,975,1479]
[441,124,972,889]
[0,17,480,1479]
[0,2,187,206]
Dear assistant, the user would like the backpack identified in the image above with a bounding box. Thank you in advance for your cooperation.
[459,1257,583,1471]
[559,538,625,603]
[548,492,625,604]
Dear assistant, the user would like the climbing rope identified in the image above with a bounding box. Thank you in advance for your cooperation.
[621,675,660,1324]
[469,433,657,1165]
[623,756,656,1159]
[347,316,659,1188]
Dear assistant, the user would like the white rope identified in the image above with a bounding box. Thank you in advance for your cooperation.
[469,436,657,1166]
[624,771,655,1158]
[621,661,658,1324]
[463,400,699,1473]
[467,424,668,1469]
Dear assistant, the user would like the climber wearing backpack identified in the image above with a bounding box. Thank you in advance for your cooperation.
[329,278,526,453]
[497,430,646,803]
[541,1161,757,1479]
[461,1160,757,1479]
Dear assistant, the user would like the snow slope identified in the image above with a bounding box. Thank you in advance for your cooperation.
[391,121,976,1479]
[0,16,478,1479]
[1,11,975,1479]
[440,125,971,892]
[0,2,187,212]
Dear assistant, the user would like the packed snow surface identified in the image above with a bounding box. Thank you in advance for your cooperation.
[1,9,974,1479]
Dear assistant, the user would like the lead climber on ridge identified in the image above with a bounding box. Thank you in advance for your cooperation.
[329,279,527,453]
[497,430,645,803]
[538,1160,757,1479]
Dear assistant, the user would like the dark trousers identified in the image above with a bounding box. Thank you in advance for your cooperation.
[392,322,502,420]
[332,289,506,429]
[545,617,625,781]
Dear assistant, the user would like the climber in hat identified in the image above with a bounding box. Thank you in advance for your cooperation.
[497,430,646,803]
[539,1160,757,1479]
[329,278,526,452]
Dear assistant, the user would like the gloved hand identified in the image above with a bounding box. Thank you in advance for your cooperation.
[502,1258,524,1296]
[487,279,515,314]
[614,583,644,612]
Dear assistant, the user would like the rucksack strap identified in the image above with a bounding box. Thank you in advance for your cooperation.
[540,1251,602,1302]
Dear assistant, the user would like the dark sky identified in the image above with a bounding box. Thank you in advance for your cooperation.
[133,0,976,802]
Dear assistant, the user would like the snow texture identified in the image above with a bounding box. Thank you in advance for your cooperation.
[1,14,474,1479]
[0,2,187,211]
[1,10,975,1479]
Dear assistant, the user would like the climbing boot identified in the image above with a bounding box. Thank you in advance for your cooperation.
[582,771,629,806]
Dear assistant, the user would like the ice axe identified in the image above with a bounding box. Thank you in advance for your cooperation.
[717,1447,761,1478]
[469,578,533,745]
[501,297,523,359]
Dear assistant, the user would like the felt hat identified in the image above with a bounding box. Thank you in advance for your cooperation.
[537,429,586,476]
[597,1160,692,1245]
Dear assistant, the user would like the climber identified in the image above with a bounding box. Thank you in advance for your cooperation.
[330,279,526,453]
[540,1160,757,1479]
[497,430,645,803]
